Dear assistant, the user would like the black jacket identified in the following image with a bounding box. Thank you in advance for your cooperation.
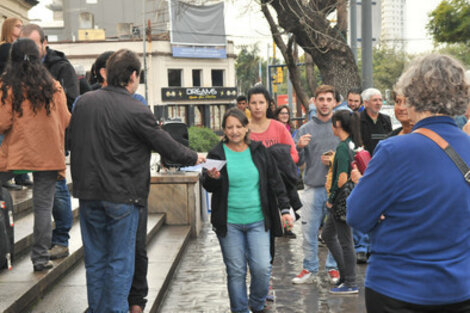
[70,86,197,206]
[44,47,79,112]
[202,141,290,237]
[360,110,392,155]
[267,144,302,213]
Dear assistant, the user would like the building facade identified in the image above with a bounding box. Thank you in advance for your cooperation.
[380,0,406,50]
[49,38,236,130]
[0,0,37,24]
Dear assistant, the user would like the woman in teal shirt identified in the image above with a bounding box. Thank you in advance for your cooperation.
[323,110,363,295]
[203,108,292,313]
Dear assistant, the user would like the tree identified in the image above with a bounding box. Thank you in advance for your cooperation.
[427,0,470,44]
[436,43,470,66]
[372,47,408,95]
[259,0,361,112]
[235,45,265,95]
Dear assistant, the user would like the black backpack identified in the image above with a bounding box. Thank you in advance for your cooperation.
[0,187,14,270]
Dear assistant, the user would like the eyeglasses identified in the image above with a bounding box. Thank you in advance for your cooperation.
[278,112,289,115]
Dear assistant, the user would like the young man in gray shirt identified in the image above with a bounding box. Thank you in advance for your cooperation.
[292,85,340,285]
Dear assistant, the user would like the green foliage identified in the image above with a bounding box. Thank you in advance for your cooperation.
[436,42,470,66]
[427,0,470,44]
[372,47,408,94]
[188,126,220,152]
[235,45,266,95]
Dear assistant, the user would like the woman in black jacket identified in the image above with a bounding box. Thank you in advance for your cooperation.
[202,108,292,313]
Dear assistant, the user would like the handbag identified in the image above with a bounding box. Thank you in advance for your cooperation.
[331,143,356,222]
[331,180,355,222]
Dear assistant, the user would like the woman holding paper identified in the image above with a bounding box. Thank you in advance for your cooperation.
[202,108,292,313]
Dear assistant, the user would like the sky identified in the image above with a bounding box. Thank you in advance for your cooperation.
[29,0,443,56]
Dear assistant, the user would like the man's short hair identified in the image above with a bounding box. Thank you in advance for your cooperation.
[361,88,382,102]
[315,85,340,102]
[347,88,363,102]
[21,24,46,43]
[236,95,247,103]
[106,49,141,88]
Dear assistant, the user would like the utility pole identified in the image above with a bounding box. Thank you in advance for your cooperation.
[361,0,373,88]
[350,0,358,62]
[142,0,148,102]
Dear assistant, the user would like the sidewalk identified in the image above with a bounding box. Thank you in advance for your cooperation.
[160,214,367,313]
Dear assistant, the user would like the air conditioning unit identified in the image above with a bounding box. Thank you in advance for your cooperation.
[117,23,132,39]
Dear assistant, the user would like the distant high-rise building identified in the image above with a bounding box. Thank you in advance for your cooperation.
[348,0,382,55]
[380,0,406,50]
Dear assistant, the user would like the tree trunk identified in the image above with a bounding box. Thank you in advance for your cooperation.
[261,4,310,112]
[261,0,361,98]
[305,53,317,96]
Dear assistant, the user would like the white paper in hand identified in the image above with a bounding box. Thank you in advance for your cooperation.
[202,159,226,171]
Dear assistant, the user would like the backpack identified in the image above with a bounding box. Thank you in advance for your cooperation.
[0,187,14,270]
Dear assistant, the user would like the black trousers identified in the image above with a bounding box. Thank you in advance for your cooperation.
[366,287,470,313]
[128,205,149,309]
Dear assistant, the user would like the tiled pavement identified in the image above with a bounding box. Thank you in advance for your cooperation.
[160,215,367,313]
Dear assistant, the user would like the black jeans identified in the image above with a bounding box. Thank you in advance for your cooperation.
[322,212,356,287]
[128,205,148,309]
[366,287,470,313]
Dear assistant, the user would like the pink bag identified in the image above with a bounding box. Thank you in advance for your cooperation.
[351,148,371,174]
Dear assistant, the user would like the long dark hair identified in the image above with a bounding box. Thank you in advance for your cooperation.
[0,38,57,116]
[331,110,363,147]
[222,107,251,144]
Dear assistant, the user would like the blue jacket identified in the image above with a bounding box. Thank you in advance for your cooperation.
[347,116,470,305]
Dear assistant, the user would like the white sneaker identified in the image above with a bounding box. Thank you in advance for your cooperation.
[292,269,316,284]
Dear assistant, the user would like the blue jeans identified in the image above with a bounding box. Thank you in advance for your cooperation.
[301,186,337,272]
[217,220,271,313]
[52,179,72,247]
[353,228,370,254]
[80,200,139,313]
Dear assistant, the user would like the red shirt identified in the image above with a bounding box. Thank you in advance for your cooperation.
[250,119,299,163]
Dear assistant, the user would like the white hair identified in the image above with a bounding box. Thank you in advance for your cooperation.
[361,88,382,102]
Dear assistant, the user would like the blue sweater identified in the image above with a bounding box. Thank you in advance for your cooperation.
[347,116,470,305]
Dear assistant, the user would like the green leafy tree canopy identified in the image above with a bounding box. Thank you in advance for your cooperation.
[427,0,470,44]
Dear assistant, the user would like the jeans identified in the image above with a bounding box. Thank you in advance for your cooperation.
[353,228,370,254]
[80,200,139,313]
[128,205,148,309]
[322,212,356,287]
[365,288,470,313]
[301,186,337,273]
[52,179,72,247]
[217,220,271,313]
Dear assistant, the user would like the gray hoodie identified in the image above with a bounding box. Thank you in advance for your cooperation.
[294,117,339,188]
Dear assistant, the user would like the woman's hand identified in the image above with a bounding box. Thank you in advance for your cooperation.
[326,201,332,209]
[207,167,220,179]
[196,153,206,165]
[282,213,294,230]
[350,164,362,184]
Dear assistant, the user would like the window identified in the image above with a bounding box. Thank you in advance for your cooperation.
[192,69,202,87]
[168,69,182,87]
[211,70,224,87]
[79,12,94,29]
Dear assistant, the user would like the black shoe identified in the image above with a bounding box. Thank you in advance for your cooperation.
[15,178,33,186]
[33,261,53,272]
[284,229,297,239]
[356,252,368,264]
[2,181,22,190]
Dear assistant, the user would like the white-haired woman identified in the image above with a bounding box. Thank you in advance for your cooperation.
[348,54,470,313]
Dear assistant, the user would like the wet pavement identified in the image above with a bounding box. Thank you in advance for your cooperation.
[159,214,367,313]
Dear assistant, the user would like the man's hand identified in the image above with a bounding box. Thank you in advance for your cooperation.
[282,213,294,230]
[196,153,206,165]
[296,134,312,149]
[321,151,333,166]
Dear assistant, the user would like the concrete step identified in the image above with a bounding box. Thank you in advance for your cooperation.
[13,198,79,260]
[0,212,84,313]
[29,223,190,313]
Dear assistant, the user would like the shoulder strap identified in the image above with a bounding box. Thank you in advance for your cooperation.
[414,128,470,184]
